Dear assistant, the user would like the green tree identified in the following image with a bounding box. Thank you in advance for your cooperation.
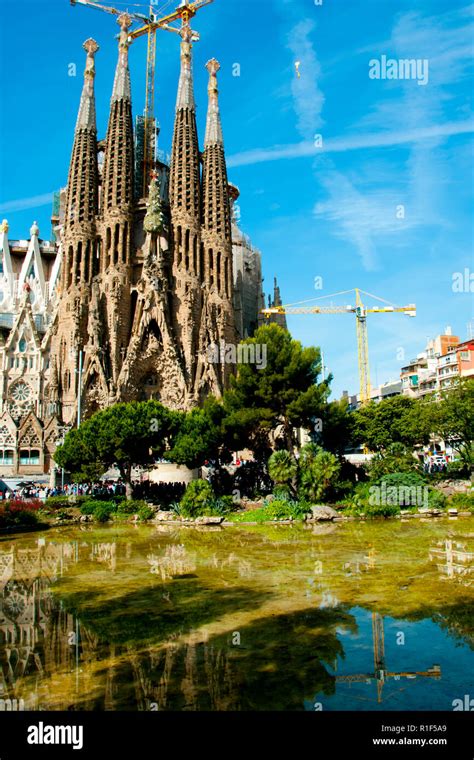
[367,443,422,480]
[351,395,431,452]
[224,324,329,453]
[434,378,474,472]
[166,397,232,469]
[317,397,354,455]
[298,443,340,503]
[55,401,179,499]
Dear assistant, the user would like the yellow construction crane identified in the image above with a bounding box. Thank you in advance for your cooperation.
[335,612,441,704]
[71,0,214,197]
[262,288,416,404]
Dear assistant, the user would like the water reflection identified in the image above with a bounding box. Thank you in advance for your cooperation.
[334,612,441,704]
[429,539,474,585]
[0,520,472,711]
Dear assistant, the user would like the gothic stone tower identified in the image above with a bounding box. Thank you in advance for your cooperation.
[169,23,202,401]
[50,38,100,425]
[94,13,135,401]
[195,58,236,399]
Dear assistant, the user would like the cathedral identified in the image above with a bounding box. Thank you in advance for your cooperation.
[0,13,283,478]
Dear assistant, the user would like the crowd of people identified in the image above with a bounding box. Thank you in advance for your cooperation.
[6,480,127,501]
[5,479,187,505]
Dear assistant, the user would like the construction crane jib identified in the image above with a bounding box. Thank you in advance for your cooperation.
[261,288,416,405]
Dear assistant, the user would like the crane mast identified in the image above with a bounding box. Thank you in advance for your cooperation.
[335,612,441,704]
[261,288,416,405]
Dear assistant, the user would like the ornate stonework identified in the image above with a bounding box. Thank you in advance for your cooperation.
[0,28,267,476]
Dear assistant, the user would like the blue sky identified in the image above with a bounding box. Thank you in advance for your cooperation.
[0,0,473,397]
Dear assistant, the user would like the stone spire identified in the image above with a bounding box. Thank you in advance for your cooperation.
[196,58,236,399]
[204,58,223,146]
[169,24,201,219]
[169,23,202,399]
[176,24,196,110]
[111,15,132,103]
[97,13,135,391]
[52,39,100,426]
[101,14,134,216]
[201,59,231,241]
[76,38,99,131]
[62,38,99,291]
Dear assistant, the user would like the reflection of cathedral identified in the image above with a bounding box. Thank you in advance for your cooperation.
[0,543,78,710]
[0,535,343,711]
[429,539,474,585]
[0,538,242,710]
[0,13,269,477]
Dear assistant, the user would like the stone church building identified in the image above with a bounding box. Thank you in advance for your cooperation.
[0,14,272,478]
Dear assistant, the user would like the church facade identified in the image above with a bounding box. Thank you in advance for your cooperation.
[0,14,267,478]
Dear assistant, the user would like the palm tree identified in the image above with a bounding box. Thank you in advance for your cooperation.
[298,444,340,503]
[268,450,298,496]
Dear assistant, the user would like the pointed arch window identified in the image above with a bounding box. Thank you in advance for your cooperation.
[209,249,214,287]
[217,252,221,293]
[185,229,190,270]
[177,226,182,267]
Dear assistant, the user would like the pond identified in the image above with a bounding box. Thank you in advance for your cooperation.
[0,518,473,711]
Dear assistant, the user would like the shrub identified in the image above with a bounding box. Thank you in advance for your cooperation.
[336,483,371,515]
[265,499,307,520]
[79,500,128,522]
[445,460,470,479]
[448,492,474,511]
[427,489,447,510]
[375,471,426,489]
[80,500,110,516]
[93,504,115,522]
[364,501,401,518]
[0,500,41,529]
[137,505,155,521]
[179,479,216,517]
[273,484,292,499]
[116,499,149,516]
[369,472,427,509]
[45,495,88,510]
[169,501,182,516]
[212,496,235,515]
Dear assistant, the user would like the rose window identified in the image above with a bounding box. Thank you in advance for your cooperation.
[11,382,31,403]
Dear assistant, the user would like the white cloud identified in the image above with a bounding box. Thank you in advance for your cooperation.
[285,19,325,139]
[227,120,474,168]
[0,192,55,214]
[313,6,473,271]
